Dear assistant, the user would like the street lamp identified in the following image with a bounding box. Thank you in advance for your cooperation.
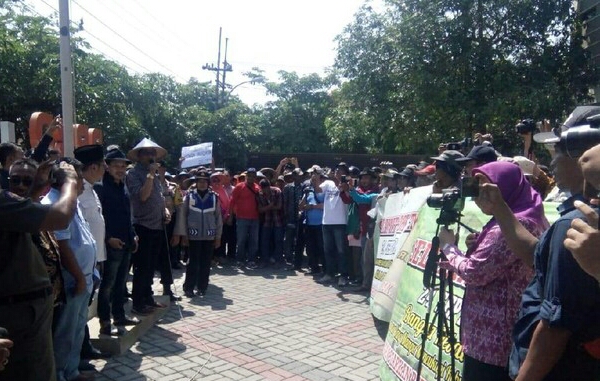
[226,76,266,96]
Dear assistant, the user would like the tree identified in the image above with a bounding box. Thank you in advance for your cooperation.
[258,71,337,153]
[332,0,599,155]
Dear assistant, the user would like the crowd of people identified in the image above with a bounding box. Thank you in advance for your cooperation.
[1,105,600,381]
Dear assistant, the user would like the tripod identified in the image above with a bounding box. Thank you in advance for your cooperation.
[416,208,461,381]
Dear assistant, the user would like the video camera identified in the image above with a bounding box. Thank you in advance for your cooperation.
[558,114,600,158]
[515,119,537,135]
[426,177,479,224]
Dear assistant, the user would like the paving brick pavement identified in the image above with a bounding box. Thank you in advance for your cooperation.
[90,265,389,380]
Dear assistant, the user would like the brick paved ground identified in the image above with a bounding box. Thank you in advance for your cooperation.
[90,265,389,381]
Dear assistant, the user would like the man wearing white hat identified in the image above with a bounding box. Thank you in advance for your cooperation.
[125,138,170,315]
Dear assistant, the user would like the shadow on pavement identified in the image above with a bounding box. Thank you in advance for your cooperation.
[373,315,390,341]
[189,284,234,311]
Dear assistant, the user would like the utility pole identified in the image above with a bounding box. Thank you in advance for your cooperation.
[202,27,232,106]
[58,0,75,157]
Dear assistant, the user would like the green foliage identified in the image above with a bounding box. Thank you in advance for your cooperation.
[332,0,599,155]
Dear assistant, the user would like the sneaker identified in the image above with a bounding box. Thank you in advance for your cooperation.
[184,290,195,298]
[247,261,258,269]
[233,261,245,269]
[316,274,334,284]
[338,276,349,287]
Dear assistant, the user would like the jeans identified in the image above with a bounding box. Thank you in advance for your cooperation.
[260,225,284,263]
[236,218,259,262]
[184,240,214,293]
[322,224,348,277]
[0,294,55,381]
[305,225,324,271]
[97,247,131,322]
[133,224,163,309]
[53,290,90,381]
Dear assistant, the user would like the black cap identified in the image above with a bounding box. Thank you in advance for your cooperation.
[74,144,104,165]
[456,145,497,163]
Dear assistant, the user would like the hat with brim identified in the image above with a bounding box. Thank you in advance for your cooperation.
[398,168,415,178]
[127,138,167,161]
[430,150,464,171]
[534,105,600,144]
[104,147,131,164]
[74,144,104,165]
[183,171,210,188]
[383,169,400,179]
[358,167,377,178]
[176,171,190,180]
[260,167,276,179]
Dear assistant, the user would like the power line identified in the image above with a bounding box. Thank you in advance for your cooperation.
[103,0,195,63]
[129,0,194,54]
[35,0,153,74]
[70,0,187,81]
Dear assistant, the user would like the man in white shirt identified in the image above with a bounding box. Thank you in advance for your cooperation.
[314,163,352,286]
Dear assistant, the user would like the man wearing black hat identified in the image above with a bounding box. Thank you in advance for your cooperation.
[283,167,305,271]
[73,144,111,362]
[125,139,170,314]
[94,147,141,336]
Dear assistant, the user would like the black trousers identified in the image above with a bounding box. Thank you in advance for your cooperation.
[132,224,163,308]
[463,355,510,381]
[305,225,324,271]
[184,240,214,293]
[216,220,236,260]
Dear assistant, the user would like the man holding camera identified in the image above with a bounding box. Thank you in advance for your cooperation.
[479,108,600,380]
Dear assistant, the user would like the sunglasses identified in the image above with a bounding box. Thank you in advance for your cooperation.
[9,176,34,187]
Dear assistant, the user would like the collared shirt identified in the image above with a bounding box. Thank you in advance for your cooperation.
[126,163,165,230]
[42,188,97,294]
[94,172,136,248]
[257,187,284,227]
[231,181,260,220]
[0,190,50,298]
[304,189,324,226]
[509,196,600,379]
[79,179,106,262]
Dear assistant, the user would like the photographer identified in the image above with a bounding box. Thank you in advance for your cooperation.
[430,150,465,193]
[438,161,547,381]
[564,143,600,282]
[0,160,78,381]
[477,115,600,379]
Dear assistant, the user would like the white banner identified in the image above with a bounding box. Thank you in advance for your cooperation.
[181,142,213,168]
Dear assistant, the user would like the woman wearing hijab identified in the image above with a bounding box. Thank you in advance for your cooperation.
[438,161,549,381]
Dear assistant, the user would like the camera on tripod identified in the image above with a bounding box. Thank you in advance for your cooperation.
[426,177,479,211]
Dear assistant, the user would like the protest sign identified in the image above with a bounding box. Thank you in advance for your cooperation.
[181,142,213,168]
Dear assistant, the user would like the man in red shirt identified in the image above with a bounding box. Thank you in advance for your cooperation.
[230,168,260,269]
